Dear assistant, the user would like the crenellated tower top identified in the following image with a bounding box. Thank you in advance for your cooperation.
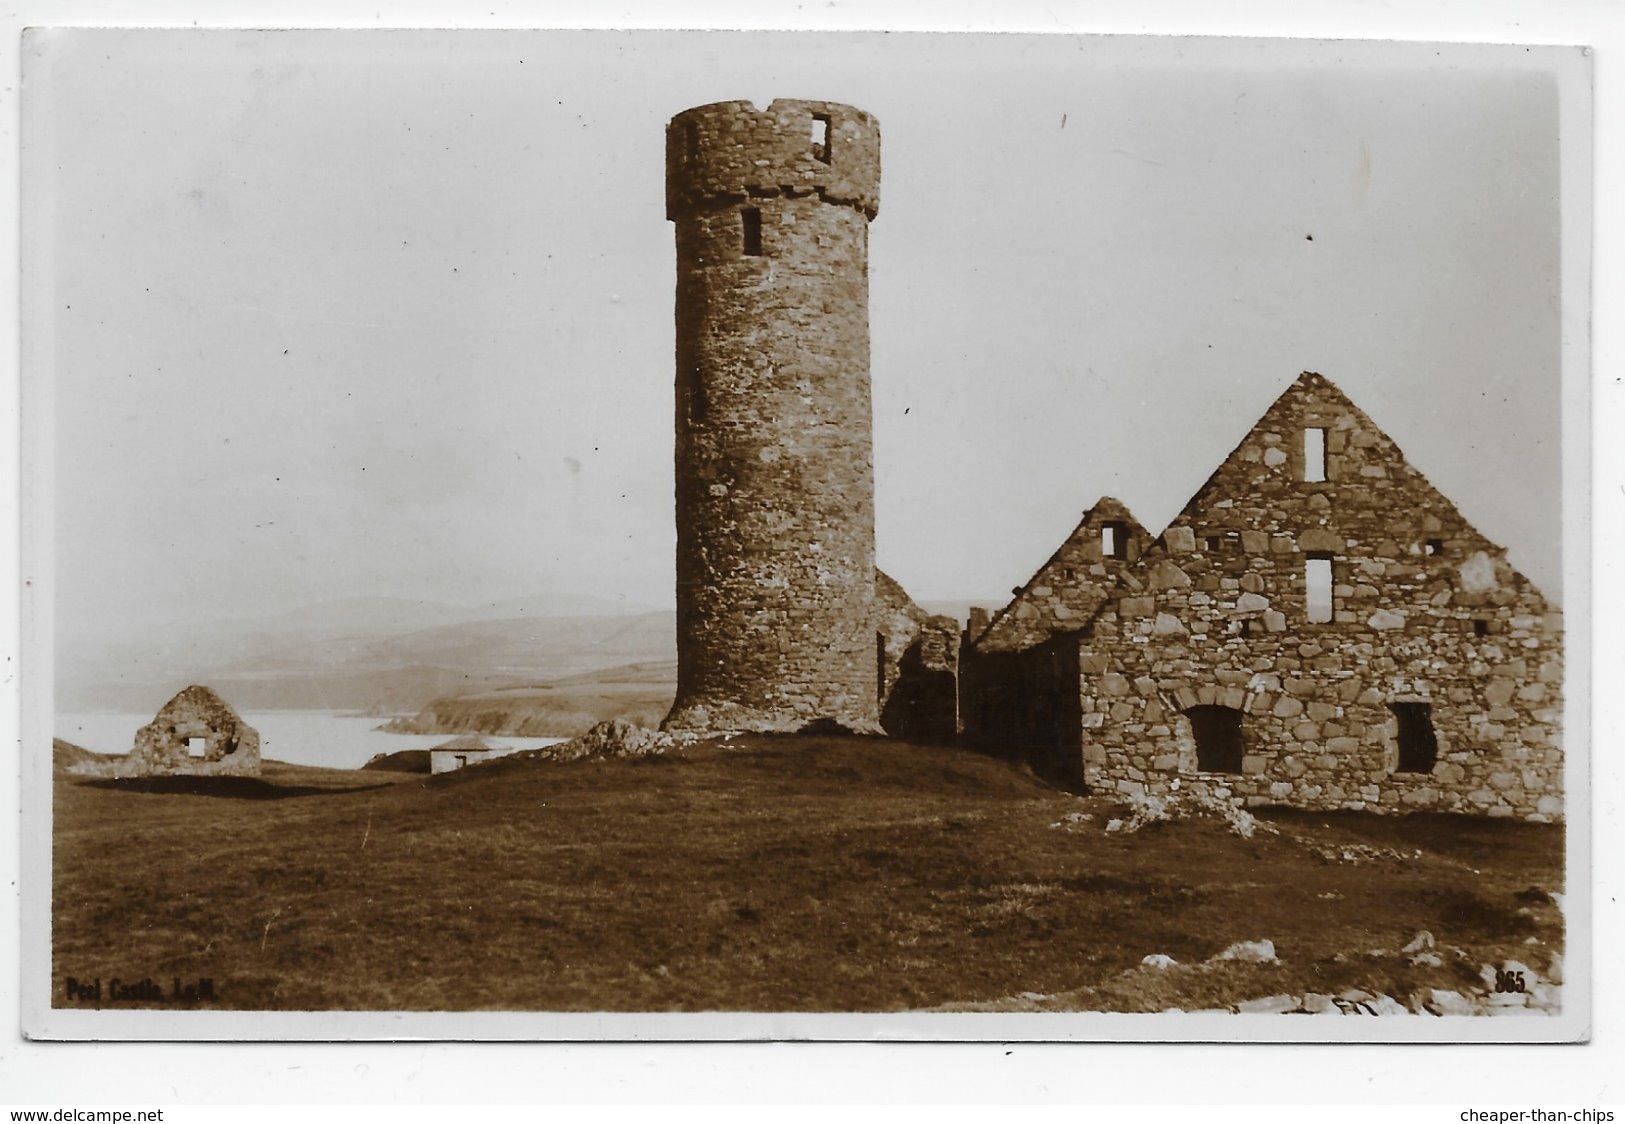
[665,99,881,221]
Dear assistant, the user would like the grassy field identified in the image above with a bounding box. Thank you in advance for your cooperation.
[51,735,1563,1012]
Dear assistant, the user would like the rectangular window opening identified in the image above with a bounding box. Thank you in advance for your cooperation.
[683,121,699,163]
[1306,553,1334,623]
[1203,534,1221,553]
[1391,702,1438,774]
[1101,521,1128,561]
[1472,618,1490,638]
[741,207,763,257]
[1304,427,1327,482]
[186,736,208,758]
[811,114,831,163]
[1425,538,1444,556]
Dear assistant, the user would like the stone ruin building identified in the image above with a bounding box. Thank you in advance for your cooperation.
[126,684,261,777]
[960,373,1564,821]
[659,99,1563,821]
[661,99,956,738]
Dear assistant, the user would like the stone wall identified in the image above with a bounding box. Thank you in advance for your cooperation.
[875,569,960,743]
[971,497,1150,654]
[1072,373,1563,821]
[960,497,1150,768]
[127,685,261,777]
[663,100,884,734]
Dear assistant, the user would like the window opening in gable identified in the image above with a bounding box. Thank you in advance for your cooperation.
[741,208,763,257]
[1306,552,1334,624]
[1304,427,1327,482]
[1472,619,1489,638]
[811,114,831,163]
[186,736,207,758]
[1391,702,1438,774]
[1425,539,1444,556]
[1187,705,1245,773]
[1203,534,1221,553]
[1101,521,1129,560]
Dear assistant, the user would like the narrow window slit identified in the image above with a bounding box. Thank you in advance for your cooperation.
[741,208,763,257]
[686,363,707,424]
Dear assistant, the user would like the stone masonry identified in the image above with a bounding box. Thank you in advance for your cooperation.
[962,373,1563,821]
[876,569,961,742]
[662,100,887,735]
[127,684,261,777]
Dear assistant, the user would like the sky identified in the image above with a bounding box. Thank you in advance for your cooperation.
[28,29,1574,642]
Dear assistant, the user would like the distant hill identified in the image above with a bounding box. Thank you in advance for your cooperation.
[57,590,988,716]
[385,660,677,738]
[57,594,676,714]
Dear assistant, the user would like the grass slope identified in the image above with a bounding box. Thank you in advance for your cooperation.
[51,737,1563,1012]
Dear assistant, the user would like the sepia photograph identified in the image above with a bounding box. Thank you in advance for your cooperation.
[17,25,1591,1044]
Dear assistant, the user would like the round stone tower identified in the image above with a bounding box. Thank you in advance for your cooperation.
[663,99,883,735]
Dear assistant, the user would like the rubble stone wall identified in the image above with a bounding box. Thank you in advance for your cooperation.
[876,569,961,743]
[128,685,261,777]
[972,497,1150,654]
[663,100,883,734]
[1075,374,1563,821]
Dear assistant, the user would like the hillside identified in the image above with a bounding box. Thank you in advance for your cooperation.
[384,660,676,737]
[56,599,677,713]
[52,734,1564,1014]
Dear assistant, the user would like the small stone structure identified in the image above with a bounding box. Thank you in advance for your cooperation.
[428,735,512,774]
[127,685,261,777]
[961,373,1564,820]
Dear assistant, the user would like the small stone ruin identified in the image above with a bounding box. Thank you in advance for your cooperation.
[126,685,261,777]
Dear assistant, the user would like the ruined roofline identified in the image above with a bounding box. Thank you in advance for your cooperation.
[1162,369,1544,600]
[1093,370,1549,613]
[967,496,1146,651]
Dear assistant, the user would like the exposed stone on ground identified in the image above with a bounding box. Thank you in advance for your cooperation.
[1211,939,1277,964]
[504,719,680,766]
[1139,954,1178,970]
[1236,994,1298,1014]
[1110,788,1275,838]
[1401,930,1436,954]
[1425,989,1477,1015]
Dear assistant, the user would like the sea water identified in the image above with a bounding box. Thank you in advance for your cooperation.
[55,710,567,771]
